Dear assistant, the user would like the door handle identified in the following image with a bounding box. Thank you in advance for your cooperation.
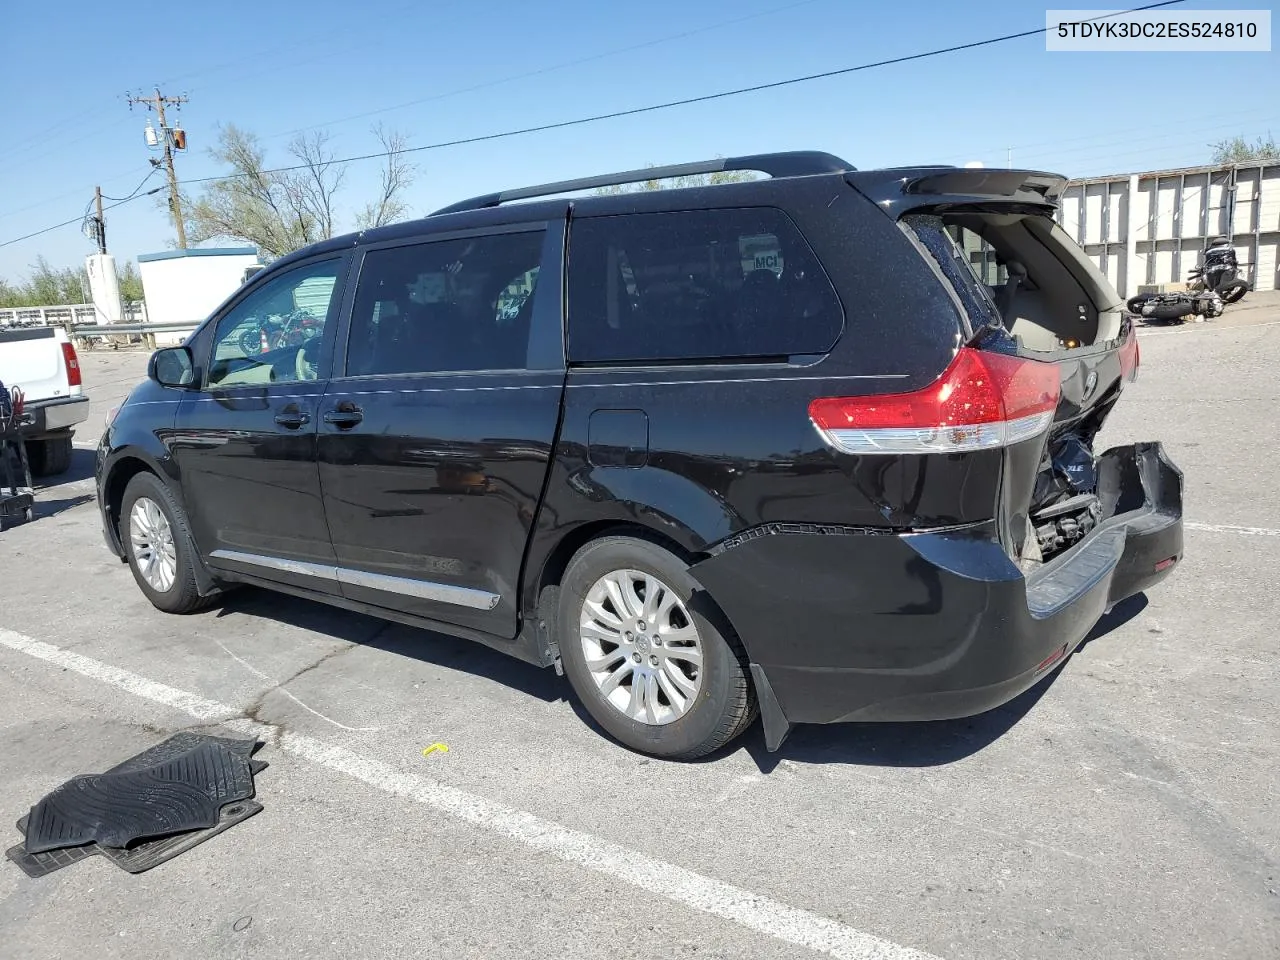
[274,405,311,429]
[323,403,364,429]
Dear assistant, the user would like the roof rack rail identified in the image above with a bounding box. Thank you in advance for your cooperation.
[431,151,854,216]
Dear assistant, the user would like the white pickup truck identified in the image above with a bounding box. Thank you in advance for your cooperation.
[0,325,88,476]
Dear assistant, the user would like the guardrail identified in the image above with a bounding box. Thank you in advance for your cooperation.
[69,322,195,336]
[68,321,197,350]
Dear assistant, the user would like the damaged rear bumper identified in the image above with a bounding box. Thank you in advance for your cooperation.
[690,442,1183,751]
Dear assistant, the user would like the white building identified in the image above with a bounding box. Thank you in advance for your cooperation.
[136,247,259,344]
[1057,161,1279,297]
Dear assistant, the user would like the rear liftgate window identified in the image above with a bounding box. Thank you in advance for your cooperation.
[904,212,1122,352]
[567,208,843,364]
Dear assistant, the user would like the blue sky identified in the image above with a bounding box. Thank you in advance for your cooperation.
[0,0,1275,279]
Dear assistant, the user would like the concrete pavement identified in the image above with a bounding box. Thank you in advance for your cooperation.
[1,310,1277,960]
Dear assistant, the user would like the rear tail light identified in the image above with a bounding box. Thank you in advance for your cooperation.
[1119,331,1139,383]
[808,347,1060,455]
[61,342,82,387]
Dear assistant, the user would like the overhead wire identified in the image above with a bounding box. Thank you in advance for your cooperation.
[268,0,830,140]
[0,165,156,223]
[0,189,163,250]
[940,103,1277,167]
[179,0,1188,187]
[1,0,1187,248]
[101,168,161,203]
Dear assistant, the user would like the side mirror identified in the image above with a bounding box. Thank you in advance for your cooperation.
[149,346,195,388]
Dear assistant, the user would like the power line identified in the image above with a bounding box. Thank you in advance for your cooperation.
[179,0,1187,187]
[269,0,830,141]
[0,190,161,250]
[942,103,1273,167]
[0,0,1187,249]
[0,165,154,222]
[101,168,161,203]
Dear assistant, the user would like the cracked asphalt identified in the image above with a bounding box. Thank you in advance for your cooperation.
[1,304,1278,960]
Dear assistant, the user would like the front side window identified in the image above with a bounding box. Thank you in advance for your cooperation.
[346,230,546,377]
[206,259,340,388]
[567,208,843,364]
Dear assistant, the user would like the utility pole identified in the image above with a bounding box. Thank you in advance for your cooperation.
[128,88,189,248]
[92,185,107,254]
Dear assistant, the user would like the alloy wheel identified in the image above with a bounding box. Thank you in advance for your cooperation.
[129,497,178,593]
[579,569,704,725]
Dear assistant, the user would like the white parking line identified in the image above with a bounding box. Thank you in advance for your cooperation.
[0,627,941,960]
[1185,521,1280,538]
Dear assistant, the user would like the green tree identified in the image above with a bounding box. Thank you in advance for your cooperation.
[1209,133,1279,164]
[117,260,144,303]
[184,123,416,260]
[0,257,143,308]
[0,278,20,308]
[31,256,88,303]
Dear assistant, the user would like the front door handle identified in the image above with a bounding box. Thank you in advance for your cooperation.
[323,403,364,429]
[274,404,311,429]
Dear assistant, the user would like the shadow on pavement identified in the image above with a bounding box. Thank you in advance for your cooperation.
[737,591,1152,773]
[1078,593,1149,651]
[30,493,95,521]
[34,447,96,489]
[213,588,564,705]
[210,584,1153,772]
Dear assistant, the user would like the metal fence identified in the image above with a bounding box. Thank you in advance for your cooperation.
[1057,160,1280,297]
[0,302,149,329]
[0,302,185,347]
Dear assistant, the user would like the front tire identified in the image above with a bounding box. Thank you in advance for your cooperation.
[556,536,756,759]
[119,472,213,614]
[1220,280,1248,304]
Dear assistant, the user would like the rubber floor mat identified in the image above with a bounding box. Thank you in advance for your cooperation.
[6,733,266,872]
[7,800,263,877]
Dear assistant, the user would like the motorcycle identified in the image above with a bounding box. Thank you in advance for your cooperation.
[1186,264,1248,303]
[237,310,322,356]
[1126,238,1248,323]
[1125,287,1224,323]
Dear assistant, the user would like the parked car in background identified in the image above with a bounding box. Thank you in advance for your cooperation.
[95,151,1183,759]
[0,324,86,475]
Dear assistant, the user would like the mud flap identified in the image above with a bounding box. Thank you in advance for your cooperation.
[749,664,792,753]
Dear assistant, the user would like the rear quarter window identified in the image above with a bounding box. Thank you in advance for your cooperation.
[567,208,843,364]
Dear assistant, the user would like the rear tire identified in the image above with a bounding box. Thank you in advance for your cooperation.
[1220,280,1248,304]
[119,472,213,614]
[556,536,756,760]
[27,436,73,477]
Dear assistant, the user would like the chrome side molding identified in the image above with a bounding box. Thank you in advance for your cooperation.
[209,550,500,611]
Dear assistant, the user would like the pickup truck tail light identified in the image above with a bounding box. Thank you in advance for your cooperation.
[61,342,82,387]
[808,347,1061,454]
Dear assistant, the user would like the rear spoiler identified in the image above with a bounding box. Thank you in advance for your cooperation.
[846,167,1068,218]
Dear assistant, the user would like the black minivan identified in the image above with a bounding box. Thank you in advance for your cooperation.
[96,151,1183,759]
